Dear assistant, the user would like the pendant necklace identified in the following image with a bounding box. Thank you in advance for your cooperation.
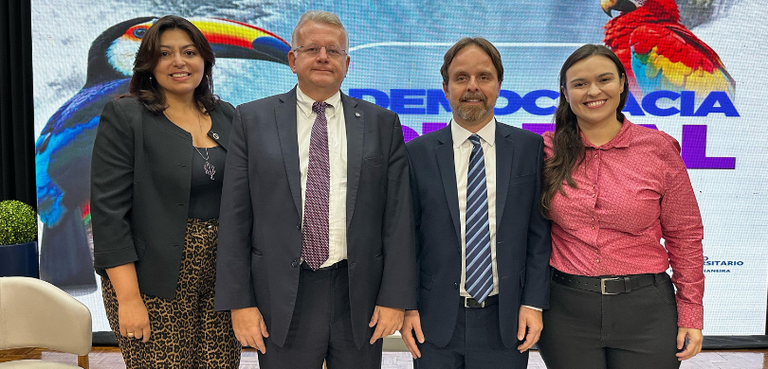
[194,112,216,180]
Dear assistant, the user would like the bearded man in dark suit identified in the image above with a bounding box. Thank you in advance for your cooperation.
[401,37,552,369]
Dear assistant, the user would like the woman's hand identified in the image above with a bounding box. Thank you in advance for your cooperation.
[676,327,703,360]
[106,263,150,342]
[118,296,151,343]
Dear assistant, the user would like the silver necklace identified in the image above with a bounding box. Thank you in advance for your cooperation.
[194,112,216,180]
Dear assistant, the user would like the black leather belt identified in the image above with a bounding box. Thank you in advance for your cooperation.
[460,294,498,308]
[552,269,662,295]
[301,259,348,272]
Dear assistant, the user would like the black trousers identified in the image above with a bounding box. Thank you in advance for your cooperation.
[538,270,681,369]
[257,262,382,369]
[414,296,529,369]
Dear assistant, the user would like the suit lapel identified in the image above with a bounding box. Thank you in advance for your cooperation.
[275,88,302,217]
[435,126,461,246]
[342,93,363,229]
[495,121,515,228]
[208,107,230,151]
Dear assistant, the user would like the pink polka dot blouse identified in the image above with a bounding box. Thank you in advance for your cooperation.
[543,120,704,329]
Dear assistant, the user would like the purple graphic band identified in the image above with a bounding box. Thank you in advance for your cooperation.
[403,123,735,170]
[681,125,735,169]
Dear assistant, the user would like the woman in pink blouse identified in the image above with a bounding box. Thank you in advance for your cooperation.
[536,44,705,368]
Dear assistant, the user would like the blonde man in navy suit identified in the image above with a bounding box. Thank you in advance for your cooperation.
[401,37,552,369]
[215,10,416,369]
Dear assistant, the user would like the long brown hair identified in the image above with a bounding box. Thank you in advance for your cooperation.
[125,15,219,114]
[541,44,629,214]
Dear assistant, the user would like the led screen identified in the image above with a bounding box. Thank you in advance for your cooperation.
[32,0,766,335]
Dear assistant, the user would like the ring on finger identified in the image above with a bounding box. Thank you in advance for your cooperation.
[127,332,135,338]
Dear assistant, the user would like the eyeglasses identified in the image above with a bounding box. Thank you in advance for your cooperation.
[293,44,347,58]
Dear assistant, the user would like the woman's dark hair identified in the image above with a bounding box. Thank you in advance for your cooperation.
[541,44,629,214]
[127,15,219,114]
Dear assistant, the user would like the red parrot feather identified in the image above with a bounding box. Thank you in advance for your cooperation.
[603,0,735,99]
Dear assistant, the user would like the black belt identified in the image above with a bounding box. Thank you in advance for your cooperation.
[300,259,348,272]
[460,294,498,308]
[552,269,663,295]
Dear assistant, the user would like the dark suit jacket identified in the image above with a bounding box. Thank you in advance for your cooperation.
[406,121,552,348]
[91,97,234,299]
[215,87,417,349]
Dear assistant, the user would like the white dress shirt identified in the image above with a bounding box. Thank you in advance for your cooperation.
[452,118,499,298]
[296,86,347,268]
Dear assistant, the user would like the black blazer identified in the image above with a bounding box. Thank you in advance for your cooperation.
[406,121,552,348]
[215,87,417,349]
[91,97,234,299]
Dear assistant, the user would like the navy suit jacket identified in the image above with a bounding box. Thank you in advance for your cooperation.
[406,121,551,348]
[215,87,417,349]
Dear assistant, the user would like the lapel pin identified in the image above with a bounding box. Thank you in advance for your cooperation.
[212,132,220,140]
[355,112,361,118]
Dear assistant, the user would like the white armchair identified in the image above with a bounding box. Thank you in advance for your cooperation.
[0,277,92,368]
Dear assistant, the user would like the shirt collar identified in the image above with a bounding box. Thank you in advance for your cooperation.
[581,119,633,150]
[296,85,342,118]
[451,118,496,148]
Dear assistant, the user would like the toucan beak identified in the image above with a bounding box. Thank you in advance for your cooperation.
[189,18,291,65]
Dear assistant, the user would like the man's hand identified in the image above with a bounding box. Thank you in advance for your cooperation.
[516,306,543,353]
[118,297,151,343]
[369,305,405,344]
[231,307,270,354]
[676,328,703,361]
[400,310,425,358]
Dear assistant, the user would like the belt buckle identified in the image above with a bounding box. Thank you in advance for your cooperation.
[600,277,621,295]
[464,297,486,308]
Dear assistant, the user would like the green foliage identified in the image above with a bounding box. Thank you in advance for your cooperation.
[0,200,38,245]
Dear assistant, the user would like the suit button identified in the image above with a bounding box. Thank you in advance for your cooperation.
[291,259,299,268]
[296,224,301,230]
[454,283,459,289]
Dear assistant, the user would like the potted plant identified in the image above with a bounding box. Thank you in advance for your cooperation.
[0,200,39,277]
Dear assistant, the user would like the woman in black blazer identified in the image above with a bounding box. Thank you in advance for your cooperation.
[91,15,239,368]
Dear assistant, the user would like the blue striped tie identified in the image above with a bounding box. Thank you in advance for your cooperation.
[465,134,493,303]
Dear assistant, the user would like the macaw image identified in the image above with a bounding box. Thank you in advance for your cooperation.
[602,0,736,99]
[34,16,291,288]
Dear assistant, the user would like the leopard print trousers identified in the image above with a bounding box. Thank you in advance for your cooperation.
[102,218,241,368]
